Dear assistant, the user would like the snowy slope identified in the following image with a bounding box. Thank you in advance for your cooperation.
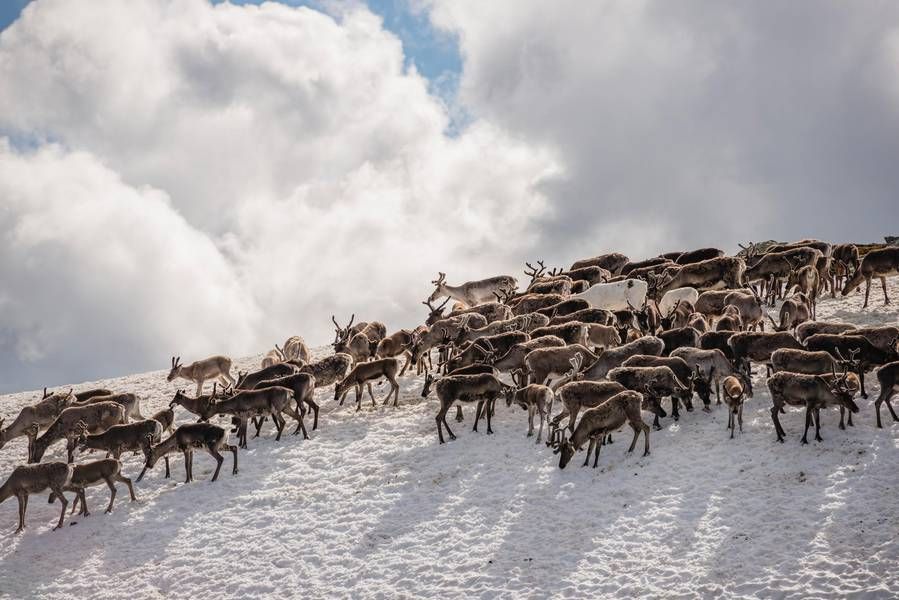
[1,282,898,599]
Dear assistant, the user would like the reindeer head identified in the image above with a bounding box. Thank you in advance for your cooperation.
[556,431,577,469]
[819,365,860,413]
[423,297,450,325]
[492,287,515,304]
[427,272,448,302]
[659,300,681,331]
[692,365,715,408]
[169,389,186,408]
[331,314,355,351]
[524,260,547,283]
[421,372,436,398]
[167,356,182,382]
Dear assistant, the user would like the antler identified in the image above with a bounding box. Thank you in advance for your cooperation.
[431,272,447,286]
[331,315,342,331]
[524,260,547,282]
[274,344,285,360]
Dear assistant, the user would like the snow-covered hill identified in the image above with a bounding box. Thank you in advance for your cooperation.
[1,282,898,598]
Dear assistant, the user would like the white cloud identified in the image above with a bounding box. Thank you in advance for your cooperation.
[0,0,556,391]
[424,0,899,259]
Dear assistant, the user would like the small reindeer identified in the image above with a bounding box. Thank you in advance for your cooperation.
[334,358,401,411]
[167,355,235,396]
[721,376,747,438]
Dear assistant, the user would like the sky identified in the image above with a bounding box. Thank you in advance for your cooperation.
[1,0,898,393]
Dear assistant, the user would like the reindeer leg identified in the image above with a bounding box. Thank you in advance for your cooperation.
[671,396,680,421]
[305,395,319,430]
[367,382,376,407]
[881,276,889,305]
[738,404,744,434]
[536,402,546,444]
[104,477,117,513]
[801,407,812,444]
[863,278,871,309]
[50,488,67,530]
[583,438,594,467]
[209,445,224,482]
[164,456,171,479]
[230,444,239,475]
[184,449,192,483]
[196,380,204,398]
[592,436,602,468]
[839,407,846,430]
[473,401,483,432]
[455,405,464,422]
[486,398,495,435]
[116,472,136,502]
[527,404,535,437]
[859,367,868,399]
[772,406,786,443]
[626,422,640,453]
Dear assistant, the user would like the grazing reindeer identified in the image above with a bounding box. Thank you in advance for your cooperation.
[841,247,899,308]
[671,347,746,406]
[525,345,598,387]
[805,333,899,399]
[334,358,401,411]
[607,366,685,429]
[506,384,554,443]
[767,368,860,444]
[873,361,899,428]
[31,402,125,463]
[655,257,746,296]
[727,331,803,380]
[715,306,743,332]
[235,364,297,390]
[549,378,627,447]
[1,462,73,533]
[539,300,594,319]
[767,293,811,333]
[48,458,135,517]
[141,423,238,483]
[428,272,518,307]
[0,390,74,458]
[77,419,164,472]
[721,376,747,438]
[167,355,234,396]
[556,390,651,469]
[424,373,515,443]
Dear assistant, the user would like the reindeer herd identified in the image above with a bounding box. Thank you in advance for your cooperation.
[2,240,899,533]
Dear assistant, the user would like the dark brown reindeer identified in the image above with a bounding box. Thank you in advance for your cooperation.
[841,247,899,308]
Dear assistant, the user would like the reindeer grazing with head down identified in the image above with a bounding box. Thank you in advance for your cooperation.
[167,355,234,397]
[428,272,518,308]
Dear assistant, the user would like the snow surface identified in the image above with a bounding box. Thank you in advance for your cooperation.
[1,281,898,599]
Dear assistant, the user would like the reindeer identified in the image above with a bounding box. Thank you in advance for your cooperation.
[424,373,515,443]
[620,256,670,276]
[805,333,899,399]
[446,302,511,324]
[77,419,164,466]
[524,345,598,387]
[721,376,748,438]
[571,279,648,312]
[492,336,567,385]
[657,326,701,356]
[675,248,725,265]
[422,297,451,325]
[375,329,415,375]
[0,462,73,533]
[583,336,666,380]
[169,387,217,422]
[547,306,615,325]
[550,377,627,447]
[529,323,587,346]
[787,265,820,318]
[506,384,554,443]
[0,390,74,459]
[796,321,856,343]
[767,293,811,333]
[203,386,300,448]
[767,368,860,444]
[607,366,687,429]
[281,336,310,363]
[570,252,629,275]
[657,299,694,331]
[48,458,135,517]
[334,358,401,411]
[167,355,234,396]
[141,423,238,483]
[873,361,899,428]
[727,331,803,380]
[714,305,742,332]
[73,392,144,423]
[251,373,317,433]
[298,353,353,388]
[655,257,746,296]
[261,347,285,369]
[671,347,748,407]
[842,246,899,308]
[831,243,860,292]
[556,390,650,469]
[428,272,518,307]
[622,354,697,417]
[31,402,125,463]
[723,289,765,331]
[564,266,611,287]
[699,330,737,361]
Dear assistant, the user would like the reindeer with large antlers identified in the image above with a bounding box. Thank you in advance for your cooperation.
[167,355,234,397]
[428,272,518,307]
